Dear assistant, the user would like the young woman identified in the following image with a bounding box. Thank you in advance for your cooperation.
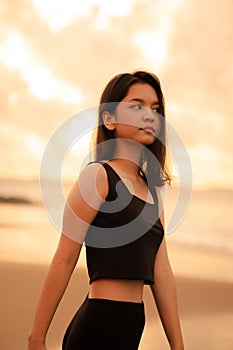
[28,71,184,350]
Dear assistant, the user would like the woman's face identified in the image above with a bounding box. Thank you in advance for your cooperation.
[113,83,161,145]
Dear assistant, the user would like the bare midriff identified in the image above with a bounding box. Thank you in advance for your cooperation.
[89,279,144,303]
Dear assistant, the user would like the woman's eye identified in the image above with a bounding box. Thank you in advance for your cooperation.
[131,104,143,110]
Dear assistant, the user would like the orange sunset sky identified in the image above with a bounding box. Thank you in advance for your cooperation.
[0,0,232,189]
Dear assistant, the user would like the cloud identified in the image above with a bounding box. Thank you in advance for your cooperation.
[0,0,232,187]
[0,63,79,137]
[0,0,166,127]
[0,31,83,103]
[1,0,178,103]
[162,0,233,128]
[0,121,45,178]
[31,0,135,31]
[188,142,233,189]
[160,0,233,187]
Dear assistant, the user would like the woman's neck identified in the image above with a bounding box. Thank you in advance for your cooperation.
[112,139,143,176]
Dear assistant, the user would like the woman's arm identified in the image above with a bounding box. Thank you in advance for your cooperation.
[28,163,108,349]
[28,235,82,349]
[150,238,184,350]
[150,187,184,349]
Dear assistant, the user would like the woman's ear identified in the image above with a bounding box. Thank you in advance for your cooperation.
[102,111,116,131]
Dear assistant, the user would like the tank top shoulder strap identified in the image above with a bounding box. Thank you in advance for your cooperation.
[87,161,120,201]
[87,161,120,180]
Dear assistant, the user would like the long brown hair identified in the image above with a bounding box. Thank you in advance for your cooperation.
[91,71,172,187]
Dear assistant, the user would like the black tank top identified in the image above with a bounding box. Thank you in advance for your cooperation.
[85,162,164,285]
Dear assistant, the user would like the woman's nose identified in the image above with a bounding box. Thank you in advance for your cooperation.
[142,107,155,121]
[142,107,161,132]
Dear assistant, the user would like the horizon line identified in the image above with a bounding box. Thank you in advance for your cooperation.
[0,176,232,192]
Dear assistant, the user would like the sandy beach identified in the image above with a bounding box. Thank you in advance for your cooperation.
[0,242,232,350]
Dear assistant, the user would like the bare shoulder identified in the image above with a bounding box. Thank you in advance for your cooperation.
[78,162,108,200]
[66,162,108,212]
[62,162,108,244]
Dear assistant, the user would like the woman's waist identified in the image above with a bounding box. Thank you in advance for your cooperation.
[89,278,144,303]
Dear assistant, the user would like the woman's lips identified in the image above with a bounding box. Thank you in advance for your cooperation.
[139,126,155,135]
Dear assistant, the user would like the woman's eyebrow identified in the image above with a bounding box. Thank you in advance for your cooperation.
[128,98,160,106]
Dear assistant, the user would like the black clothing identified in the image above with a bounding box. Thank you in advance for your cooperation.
[62,295,145,350]
[85,162,164,285]
[62,161,164,349]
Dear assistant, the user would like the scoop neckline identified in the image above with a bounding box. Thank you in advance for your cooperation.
[103,162,156,206]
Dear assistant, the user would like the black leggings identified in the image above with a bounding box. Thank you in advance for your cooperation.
[62,295,145,350]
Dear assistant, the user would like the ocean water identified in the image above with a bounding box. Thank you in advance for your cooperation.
[0,179,233,265]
